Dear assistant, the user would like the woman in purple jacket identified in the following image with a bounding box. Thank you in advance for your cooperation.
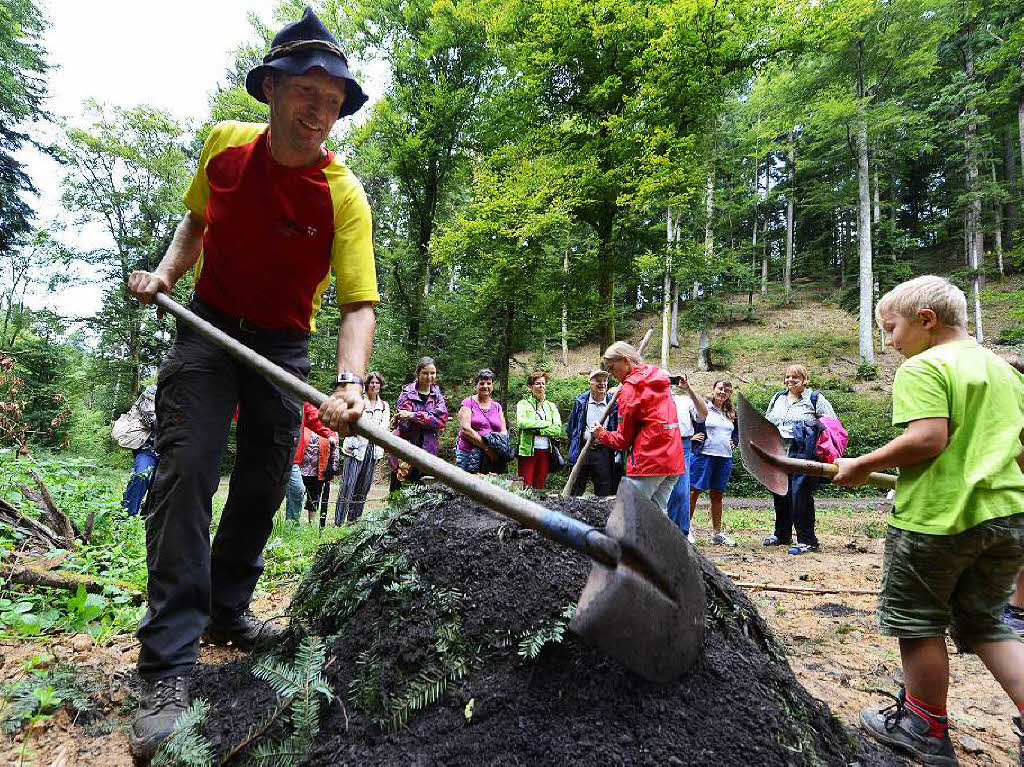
[389,356,449,491]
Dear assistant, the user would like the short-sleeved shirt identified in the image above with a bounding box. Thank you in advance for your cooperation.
[890,339,1024,535]
[765,389,836,440]
[673,394,699,438]
[696,404,735,458]
[456,397,504,451]
[183,122,379,332]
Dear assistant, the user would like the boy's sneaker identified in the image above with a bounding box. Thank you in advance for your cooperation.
[1013,716,1022,767]
[860,689,959,766]
[1002,605,1024,637]
[711,532,736,547]
[128,675,190,758]
[763,535,790,547]
[203,609,285,652]
[788,543,821,555]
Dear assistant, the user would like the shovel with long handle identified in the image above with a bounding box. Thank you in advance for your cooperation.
[736,393,897,493]
[152,294,705,682]
[561,328,655,497]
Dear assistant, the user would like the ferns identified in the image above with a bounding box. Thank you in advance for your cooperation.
[152,700,215,767]
[516,604,576,660]
[0,664,98,734]
[379,655,473,733]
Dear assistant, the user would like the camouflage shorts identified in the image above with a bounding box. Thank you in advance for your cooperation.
[878,514,1024,648]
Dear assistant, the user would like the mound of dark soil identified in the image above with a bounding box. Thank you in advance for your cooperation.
[194,488,900,766]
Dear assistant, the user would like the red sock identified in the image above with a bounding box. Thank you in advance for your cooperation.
[905,692,948,737]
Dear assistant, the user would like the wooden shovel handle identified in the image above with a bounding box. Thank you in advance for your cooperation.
[561,328,655,497]
[752,445,897,489]
[152,293,622,566]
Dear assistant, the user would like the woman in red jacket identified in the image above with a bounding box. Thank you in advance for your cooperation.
[592,341,684,511]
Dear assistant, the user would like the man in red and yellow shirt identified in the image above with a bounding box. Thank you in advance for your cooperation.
[126,7,376,757]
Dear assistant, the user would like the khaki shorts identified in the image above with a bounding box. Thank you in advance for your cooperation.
[878,514,1024,648]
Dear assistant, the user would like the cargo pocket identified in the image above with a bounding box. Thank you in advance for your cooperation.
[273,425,300,486]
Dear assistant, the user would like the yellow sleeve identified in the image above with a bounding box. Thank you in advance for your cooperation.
[325,164,379,305]
[183,126,219,218]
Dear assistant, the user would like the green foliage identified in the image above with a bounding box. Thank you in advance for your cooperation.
[516,604,575,660]
[0,663,99,734]
[152,699,215,767]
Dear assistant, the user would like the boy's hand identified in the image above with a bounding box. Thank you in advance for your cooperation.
[833,457,872,486]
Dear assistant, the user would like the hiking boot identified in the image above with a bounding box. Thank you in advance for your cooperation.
[128,675,190,759]
[203,609,285,652]
[788,543,821,555]
[1013,716,1023,767]
[860,689,958,766]
[763,535,791,547]
[711,532,736,547]
[1002,605,1024,637]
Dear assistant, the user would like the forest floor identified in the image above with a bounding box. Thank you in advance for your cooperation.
[2,492,1020,766]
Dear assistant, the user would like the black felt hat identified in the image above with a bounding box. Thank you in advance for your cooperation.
[245,6,368,118]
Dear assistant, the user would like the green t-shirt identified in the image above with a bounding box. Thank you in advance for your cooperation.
[890,339,1024,535]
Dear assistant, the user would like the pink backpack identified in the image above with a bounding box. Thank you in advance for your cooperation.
[816,416,848,463]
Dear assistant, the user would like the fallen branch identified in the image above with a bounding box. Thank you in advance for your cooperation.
[0,497,68,550]
[0,564,145,604]
[27,470,80,542]
[726,576,878,596]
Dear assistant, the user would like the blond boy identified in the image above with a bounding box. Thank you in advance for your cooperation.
[834,275,1024,766]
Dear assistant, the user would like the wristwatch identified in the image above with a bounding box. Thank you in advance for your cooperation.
[332,372,364,390]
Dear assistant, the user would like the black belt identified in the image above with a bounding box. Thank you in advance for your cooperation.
[188,297,310,342]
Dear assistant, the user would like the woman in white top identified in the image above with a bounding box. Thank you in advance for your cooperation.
[763,364,836,554]
[335,371,391,525]
[689,380,738,546]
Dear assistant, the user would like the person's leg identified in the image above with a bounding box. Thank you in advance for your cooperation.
[348,454,376,522]
[709,491,724,534]
[302,476,321,521]
[900,636,950,709]
[569,456,593,497]
[136,331,238,681]
[533,449,550,490]
[284,464,304,521]
[335,455,357,525]
[792,477,819,547]
[1013,570,1024,609]
[974,640,1024,709]
[591,447,614,497]
[651,475,676,512]
[123,447,159,516]
[518,454,535,487]
[667,475,686,531]
[769,478,794,545]
[689,489,701,521]
[209,337,305,623]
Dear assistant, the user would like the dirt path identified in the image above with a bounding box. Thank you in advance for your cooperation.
[2,500,1020,765]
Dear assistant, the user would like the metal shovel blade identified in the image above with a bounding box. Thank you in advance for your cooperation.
[736,393,790,495]
[570,479,706,682]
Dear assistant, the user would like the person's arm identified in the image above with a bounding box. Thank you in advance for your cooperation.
[497,404,507,433]
[815,392,837,419]
[304,402,334,438]
[415,391,449,430]
[318,301,375,433]
[594,400,637,451]
[833,417,948,486]
[128,212,206,302]
[679,377,708,422]
[458,405,487,449]
[516,399,548,430]
[565,400,583,444]
[540,403,563,437]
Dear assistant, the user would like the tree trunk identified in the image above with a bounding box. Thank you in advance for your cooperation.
[993,163,1005,278]
[760,152,771,296]
[670,279,680,348]
[697,329,711,372]
[1005,130,1018,249]
[661,207,674,370]
[855,54,874,364]
[965,39,983,341]
[784,130,794,305]
[700,163,715,372]
[597,238,616,351]
[561,249,569,366]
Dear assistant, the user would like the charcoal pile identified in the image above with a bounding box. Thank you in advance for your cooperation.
[194,487,900,766]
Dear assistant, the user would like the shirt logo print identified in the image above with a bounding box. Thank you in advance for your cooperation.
[276,216,317,238]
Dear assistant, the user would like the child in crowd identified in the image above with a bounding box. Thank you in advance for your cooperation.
[834,276,1024,766]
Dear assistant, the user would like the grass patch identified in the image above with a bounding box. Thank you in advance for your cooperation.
[712,330,857,365]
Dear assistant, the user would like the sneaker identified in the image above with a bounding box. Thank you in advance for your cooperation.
[711,532,736,547]
[763,535,791,547]
[788,543,821,555]
[203,609,285,652]
[128,675,190,759]
[687,530,695,545]
[1003,605,1024,637]
[860,689,959,766]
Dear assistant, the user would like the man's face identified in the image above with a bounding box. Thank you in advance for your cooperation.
[264,68,345,160]
[589,376,607,400]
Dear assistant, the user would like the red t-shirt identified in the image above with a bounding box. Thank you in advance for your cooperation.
[183,122,379,332]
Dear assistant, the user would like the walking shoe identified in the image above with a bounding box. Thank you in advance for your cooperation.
[1002,605,1024,637]
[788,543,821,555]
[763,535,791,547]
[128,675,190,759]
[711,532,736,547]
[860,689,959,766]
[1013,716,1023,767]
[203,609,285,652]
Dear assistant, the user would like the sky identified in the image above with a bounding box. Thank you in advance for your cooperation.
[17,0,287,317]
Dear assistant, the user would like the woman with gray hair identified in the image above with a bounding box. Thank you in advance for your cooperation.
[592,342,684,511]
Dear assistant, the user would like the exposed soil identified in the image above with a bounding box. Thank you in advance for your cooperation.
[4,489,1022,765]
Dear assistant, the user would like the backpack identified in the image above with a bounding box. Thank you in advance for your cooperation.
[111,410,149,449]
